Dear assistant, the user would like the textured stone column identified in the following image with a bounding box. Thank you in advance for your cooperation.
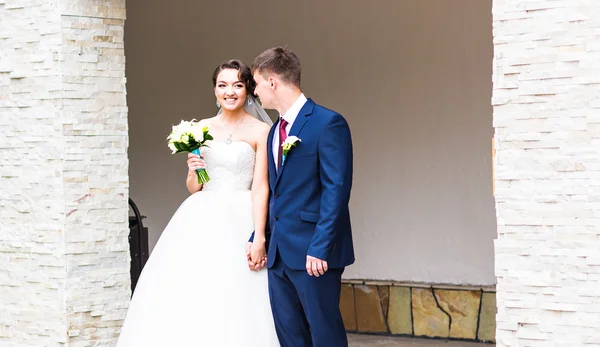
[493,1,600,346]
[0,1,129,346]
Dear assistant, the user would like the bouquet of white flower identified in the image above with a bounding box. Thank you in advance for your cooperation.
[167,119,214,184]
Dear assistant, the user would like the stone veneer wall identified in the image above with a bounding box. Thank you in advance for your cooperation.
[0,1,130,346]
[340,281,496,343]
[492,1,600,346]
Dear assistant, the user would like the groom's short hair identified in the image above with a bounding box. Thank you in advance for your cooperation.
[252,46,301,88]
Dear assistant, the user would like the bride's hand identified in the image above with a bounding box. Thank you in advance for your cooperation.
[187,152,206,171]
[250,241,267,269]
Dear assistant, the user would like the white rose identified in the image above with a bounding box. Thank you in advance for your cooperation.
[190,125,205,143]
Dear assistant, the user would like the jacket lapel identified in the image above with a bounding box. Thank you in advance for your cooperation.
[267,121,277,190]
[275,99,315,187]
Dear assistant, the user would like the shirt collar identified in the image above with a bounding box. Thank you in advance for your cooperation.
[280,93,307,125]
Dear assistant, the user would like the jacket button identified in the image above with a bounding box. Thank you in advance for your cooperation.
[275,194,280,198]
[274,216,279,221]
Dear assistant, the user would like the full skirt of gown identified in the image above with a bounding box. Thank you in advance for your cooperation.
[116,188,280,346]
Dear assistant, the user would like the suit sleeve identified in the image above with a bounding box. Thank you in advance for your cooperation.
[307,113,353,260]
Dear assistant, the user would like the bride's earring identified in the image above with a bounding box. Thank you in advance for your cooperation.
[247,97,253,106]
[216,100,220,108]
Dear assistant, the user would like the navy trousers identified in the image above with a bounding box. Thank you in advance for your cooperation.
[268,251,348,347]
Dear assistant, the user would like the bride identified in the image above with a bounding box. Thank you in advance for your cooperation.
[116,59,280,346]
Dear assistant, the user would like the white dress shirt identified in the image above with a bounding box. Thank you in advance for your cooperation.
[273,93,307,168]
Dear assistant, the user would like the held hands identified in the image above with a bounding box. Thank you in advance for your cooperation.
[187,152,206,172]
[306,255,328,277]
[244,243,329,276]
[246,242,267,271]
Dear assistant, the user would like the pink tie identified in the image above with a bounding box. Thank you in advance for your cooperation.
[277,117,288,170]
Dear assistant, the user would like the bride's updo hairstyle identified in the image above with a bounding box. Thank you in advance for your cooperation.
[212,59,256,96]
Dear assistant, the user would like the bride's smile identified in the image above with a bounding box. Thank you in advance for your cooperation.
[216,68,247,111]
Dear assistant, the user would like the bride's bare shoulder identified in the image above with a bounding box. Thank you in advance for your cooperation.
[198,117,216,127]
[242,118,271,144]
[245,116,272,131]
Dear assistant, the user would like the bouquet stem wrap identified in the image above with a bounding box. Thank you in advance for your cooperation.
[192,148,210,184]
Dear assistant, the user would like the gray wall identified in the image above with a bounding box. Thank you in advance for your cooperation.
[125,0,496,285]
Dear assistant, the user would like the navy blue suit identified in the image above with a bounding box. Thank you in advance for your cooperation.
[252,98,354,347]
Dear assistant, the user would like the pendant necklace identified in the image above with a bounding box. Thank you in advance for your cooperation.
[222,116,244,144]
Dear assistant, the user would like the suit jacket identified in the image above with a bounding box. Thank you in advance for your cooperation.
[254,98,355,270]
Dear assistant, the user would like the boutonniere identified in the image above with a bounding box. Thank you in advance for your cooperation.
[281,136,301,166]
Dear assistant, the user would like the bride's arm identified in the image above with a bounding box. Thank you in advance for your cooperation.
[250,124,271,259]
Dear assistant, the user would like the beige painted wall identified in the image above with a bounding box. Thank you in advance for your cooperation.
[125,0,495,285]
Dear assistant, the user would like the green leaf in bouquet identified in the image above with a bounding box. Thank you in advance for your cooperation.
[175,142,189,153]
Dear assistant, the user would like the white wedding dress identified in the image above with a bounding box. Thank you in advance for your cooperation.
[116,141,280,347]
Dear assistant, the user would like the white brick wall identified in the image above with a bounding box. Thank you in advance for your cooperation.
[493,1,600,346]
[0,1,129,346]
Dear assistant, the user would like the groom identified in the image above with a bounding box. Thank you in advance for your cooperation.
[248,46,355,347]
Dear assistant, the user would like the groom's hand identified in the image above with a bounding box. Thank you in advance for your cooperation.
[246,242,266,271]
[306,256,328,277]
